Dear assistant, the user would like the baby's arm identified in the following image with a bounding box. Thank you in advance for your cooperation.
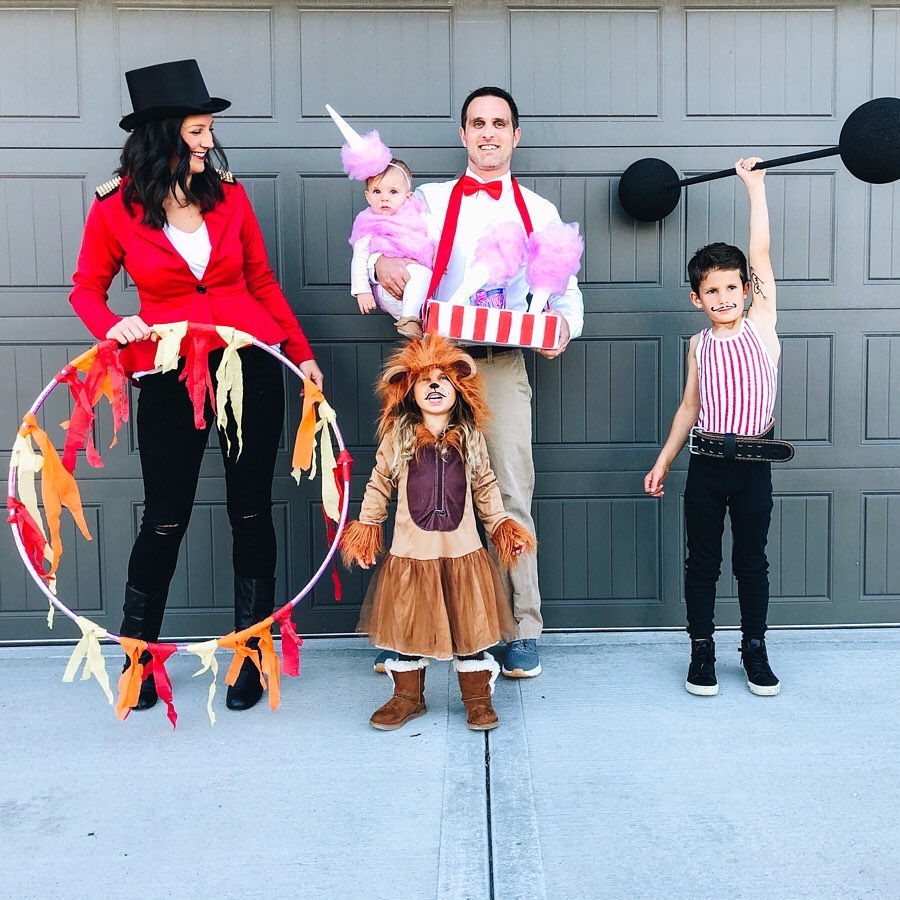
[644,335,701,498]
[340,437,395,569]
[350,235,378,314]
[471,434,537,565]
[736,158,778,346]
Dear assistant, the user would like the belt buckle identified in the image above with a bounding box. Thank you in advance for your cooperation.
[688,426,701,455]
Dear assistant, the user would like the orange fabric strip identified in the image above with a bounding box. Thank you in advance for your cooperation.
[291,382,325,473]
[21,413,92,578]
[116,637,147,720]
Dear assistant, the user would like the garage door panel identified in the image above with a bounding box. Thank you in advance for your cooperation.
[511,9,660,118]
[299,9,452,118]
[684,172,836,284]
[776,335,833,444]
[529,338,660,446]
[685,9,835,117]
[863,334,900,441]
[0,8,80,119]
[0,176,86,289]
[534,496,662,606]
[117,8,275,120]
[872,9,900,97]
[867,182,900,281]
[862,493,900,600]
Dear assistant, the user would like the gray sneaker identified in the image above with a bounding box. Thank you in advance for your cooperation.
[502,639,541,678]
[373,649,398,673]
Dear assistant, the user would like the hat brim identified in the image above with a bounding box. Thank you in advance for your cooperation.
[119,97,231,131]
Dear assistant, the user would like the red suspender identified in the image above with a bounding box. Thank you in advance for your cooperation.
[511,178,534,236]
[424,176,533,301]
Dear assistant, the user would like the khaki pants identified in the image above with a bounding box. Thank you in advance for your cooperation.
[478,349,542,639]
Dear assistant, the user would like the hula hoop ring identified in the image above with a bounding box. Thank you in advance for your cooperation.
[7,327,351,723]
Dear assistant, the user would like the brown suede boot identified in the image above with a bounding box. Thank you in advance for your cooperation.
[454,656,500,731]
[370,657,428,731]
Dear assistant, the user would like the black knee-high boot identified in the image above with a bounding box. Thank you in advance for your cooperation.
[225,575,276,711]
[119,583,169,711]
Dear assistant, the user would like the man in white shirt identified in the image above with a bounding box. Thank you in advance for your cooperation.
[374,87,584,678]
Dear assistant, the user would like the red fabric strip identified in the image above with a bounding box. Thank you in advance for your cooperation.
[146,643,179,729]
[179,326,222,429]
[7,496,50,581]
[273,607,303,677]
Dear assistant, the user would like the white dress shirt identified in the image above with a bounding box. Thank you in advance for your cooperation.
[415,169,584,339]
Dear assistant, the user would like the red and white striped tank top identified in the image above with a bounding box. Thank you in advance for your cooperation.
[696,317,777,435]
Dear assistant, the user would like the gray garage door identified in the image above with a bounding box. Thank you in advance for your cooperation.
[1,0,898,641]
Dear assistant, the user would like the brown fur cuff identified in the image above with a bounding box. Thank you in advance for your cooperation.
[490,518,537,568]
[340,521,384,569]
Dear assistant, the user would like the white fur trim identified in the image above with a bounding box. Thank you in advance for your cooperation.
[452,656,500,694]
[384,656,429,684]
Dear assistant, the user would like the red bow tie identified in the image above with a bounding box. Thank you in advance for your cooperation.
[460,176,503,200]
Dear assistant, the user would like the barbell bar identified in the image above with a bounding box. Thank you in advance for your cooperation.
[618,97,900,222]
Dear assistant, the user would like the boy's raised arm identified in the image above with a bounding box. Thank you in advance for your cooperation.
[736,157,777,324]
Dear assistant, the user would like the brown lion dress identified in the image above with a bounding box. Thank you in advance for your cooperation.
[356,427,518,660]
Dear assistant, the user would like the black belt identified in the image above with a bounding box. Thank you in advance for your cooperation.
[689,420,794,463]
[462,345,519,360]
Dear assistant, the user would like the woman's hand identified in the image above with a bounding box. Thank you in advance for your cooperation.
[106,315,153,344]
[300,359,324,389]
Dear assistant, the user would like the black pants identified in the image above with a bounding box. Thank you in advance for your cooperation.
[683,453,773,640]
[127,346,285,593]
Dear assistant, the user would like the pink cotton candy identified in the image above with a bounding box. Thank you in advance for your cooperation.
[526,222,584,295]
[341,131,393,181]
[348,196,436,270]
[474,221,529,286]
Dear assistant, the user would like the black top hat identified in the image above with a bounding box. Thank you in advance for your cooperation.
[119,59,231,131]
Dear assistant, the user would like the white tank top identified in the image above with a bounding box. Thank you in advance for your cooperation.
[696,317,777,435]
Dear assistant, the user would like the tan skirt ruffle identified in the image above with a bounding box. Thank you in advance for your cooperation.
[357,549,517,660]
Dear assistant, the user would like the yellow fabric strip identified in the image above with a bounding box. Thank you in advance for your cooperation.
[62,616,114,705]
[186,638,220,726]
[214,326,251,460]
[152,322,189,373]
[318,401,341,522]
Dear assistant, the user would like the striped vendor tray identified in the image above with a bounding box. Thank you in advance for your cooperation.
[422,300,560,350]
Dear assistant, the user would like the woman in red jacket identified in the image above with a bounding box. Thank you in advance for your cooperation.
[69,59,323,713]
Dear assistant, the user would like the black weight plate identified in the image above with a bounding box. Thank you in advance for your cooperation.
[840,97,900,184]
[618,157,681,222]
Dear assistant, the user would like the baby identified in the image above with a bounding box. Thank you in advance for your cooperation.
[348,158,435,338]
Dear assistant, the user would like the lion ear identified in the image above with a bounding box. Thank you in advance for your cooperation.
[449,353,477,379]
[382,365,408,385]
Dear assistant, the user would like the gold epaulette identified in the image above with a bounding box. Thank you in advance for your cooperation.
[95,176,122,200]
[217,169,236,184]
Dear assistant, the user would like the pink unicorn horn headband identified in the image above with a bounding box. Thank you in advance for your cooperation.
[325,103,409,187]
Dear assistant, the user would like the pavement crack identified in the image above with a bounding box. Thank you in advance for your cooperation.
[485,731,495,900]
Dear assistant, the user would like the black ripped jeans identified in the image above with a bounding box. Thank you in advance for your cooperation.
[127,346,285,592]
[683,453,774,640]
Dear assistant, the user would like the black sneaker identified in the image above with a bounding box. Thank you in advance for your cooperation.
[685,638,719,696]
[740,637,781,696]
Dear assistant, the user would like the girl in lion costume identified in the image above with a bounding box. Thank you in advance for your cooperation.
[341,336,535,731]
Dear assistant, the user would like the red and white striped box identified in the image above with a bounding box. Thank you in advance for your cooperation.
[422,300,561,350]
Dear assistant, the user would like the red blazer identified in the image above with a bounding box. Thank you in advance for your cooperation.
[69,176,314,374]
